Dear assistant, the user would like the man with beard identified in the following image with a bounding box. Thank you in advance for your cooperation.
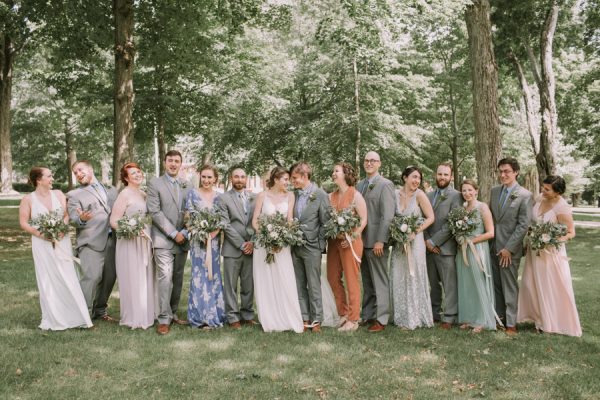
[216,167,257,329]
[67,160,118,321]
[424,162,463,328]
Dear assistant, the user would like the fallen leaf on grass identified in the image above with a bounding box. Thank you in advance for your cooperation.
[16,368,22,376]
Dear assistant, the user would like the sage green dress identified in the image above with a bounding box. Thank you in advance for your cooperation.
[456,205,496,330]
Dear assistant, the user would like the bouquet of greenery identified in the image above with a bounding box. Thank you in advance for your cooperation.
[255,212,303,264]
[116,212,151,239]
[186,206,226,243]
[389,214,424,245]
[526,221,567,255]
[447,207,481,244]
[324,206,361,240]
[30,210,70,247]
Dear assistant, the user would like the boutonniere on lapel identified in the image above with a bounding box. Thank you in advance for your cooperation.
[179,181,188,189]
[439,193,447,202]
[308,192,317,202]
[509,191,519,201]
[368,183,376,191]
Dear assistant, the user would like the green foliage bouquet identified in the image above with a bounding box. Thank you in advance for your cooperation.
[30,210,69,247]
[447,207,480,244]
[389,214,424,245]
[324,207,361,240]
[526,221,567,255]
[255,212,305,264]
[116,212,151,239]
[186,206,226,243]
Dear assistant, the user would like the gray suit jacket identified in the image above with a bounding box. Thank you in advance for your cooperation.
[67,183,118,252]
[147,175,191,251]
[292,186,330,254]
[489,184,533,258]
[217,190,256,258]
[357,175,396,248]
[424,187,463,255]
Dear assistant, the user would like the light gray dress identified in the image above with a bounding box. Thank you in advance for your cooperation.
[391,189,434,329]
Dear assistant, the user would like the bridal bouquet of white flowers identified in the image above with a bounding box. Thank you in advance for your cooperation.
[186,206,225,243]
[116,212,151,239]
[447,207,480,244]
[255,212,304,264]
[526,221,567,255]
[324,206,361,240]
[389,214,424,245]
[30,210,70,247]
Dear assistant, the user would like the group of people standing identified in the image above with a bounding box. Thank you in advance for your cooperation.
[18,150,581,337]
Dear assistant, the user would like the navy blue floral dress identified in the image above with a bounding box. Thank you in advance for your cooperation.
[186,190,226,328]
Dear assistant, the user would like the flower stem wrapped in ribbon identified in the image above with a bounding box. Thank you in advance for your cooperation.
[30,209,70,248]
[389,214,424,276]
[525,221,567,256]
[255,212,305,264]
[447,207,488,276]
[324,206,362,263]
[186,206,226,280]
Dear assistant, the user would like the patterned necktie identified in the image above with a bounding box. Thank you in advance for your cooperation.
[172,179,180,206]
[239,192,248,214]
[433,189,441,207]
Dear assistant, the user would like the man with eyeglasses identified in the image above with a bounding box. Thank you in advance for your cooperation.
[357,151,395,332]
[489,157,533,336]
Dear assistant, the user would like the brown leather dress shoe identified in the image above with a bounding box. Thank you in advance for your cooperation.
[311,323,322,333]
[241,319,258,326]
[440,322,452,330]
[157,324,170,335]
[368,321,385,333]
[505,326,518,336]
[230,321,241,330]
[100,315,119,323]
[303,320,311,332]
[172,318,189,326]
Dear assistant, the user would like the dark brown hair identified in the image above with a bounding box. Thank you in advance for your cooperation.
[401,166,423,184]
[460,179,479,191]
[164,150,183,161]
[498,157,520,173]
[543,175,566,195]
[120,162,142,186]
[198,163,219,183]
[335,162,358,186]
[289,162,312,180]
[267,166,289,189]
[28,167,48,188]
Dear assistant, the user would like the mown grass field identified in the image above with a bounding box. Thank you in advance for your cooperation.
[0,206,598,399]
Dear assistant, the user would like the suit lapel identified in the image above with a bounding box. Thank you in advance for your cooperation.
[498,185,519,220]
[230,190,246,221]
[83,185,110,213]
[162,175,179,209]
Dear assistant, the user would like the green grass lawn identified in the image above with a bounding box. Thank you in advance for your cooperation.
[573,213,600,222]
[1,207,598,399]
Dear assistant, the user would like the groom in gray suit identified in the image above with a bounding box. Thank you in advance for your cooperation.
[424,162,462,328]
[67,160,118,321]
[147,150,191,335]
[217,167,257,329]
[358,151,396,333]
[290,162,330,333]
[489,157,533,335]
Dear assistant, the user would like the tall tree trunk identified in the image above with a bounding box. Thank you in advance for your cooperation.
[509,50,540,155]
[352,57,361,172]
[536,2,559,183]
[448,83,460,183]
[64,118,77,191]
[0,34,14,194]
[156,109,166,175]
[465,0,502,203]
[112,0,135,186]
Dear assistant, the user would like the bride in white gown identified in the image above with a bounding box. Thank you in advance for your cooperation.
[252,167,304,333]
[19,167,92,330]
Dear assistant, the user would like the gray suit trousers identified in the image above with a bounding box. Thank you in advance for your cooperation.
[292,246,323,323]
[78,235,116,317]
[154,248,188,324]
[490,252,521,327]
[426,253,457,323]
[222,254,255,323]
[360,247,390,325]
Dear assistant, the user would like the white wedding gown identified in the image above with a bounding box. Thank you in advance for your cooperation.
[253,195,304,333]
[30,192,92,330]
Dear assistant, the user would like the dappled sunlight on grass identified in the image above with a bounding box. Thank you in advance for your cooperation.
[205,336,235,351]
[214,359,253,371]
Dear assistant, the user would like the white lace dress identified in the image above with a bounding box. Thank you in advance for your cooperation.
[391,189,434,329]
[30,191,92,330]
[253,195,304,333]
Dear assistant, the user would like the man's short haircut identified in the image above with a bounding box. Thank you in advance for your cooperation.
[437,162,453,173]
[72,159,93,171]
[497,157,520,172]
[164,150,183,161]
[289,162,312,180]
